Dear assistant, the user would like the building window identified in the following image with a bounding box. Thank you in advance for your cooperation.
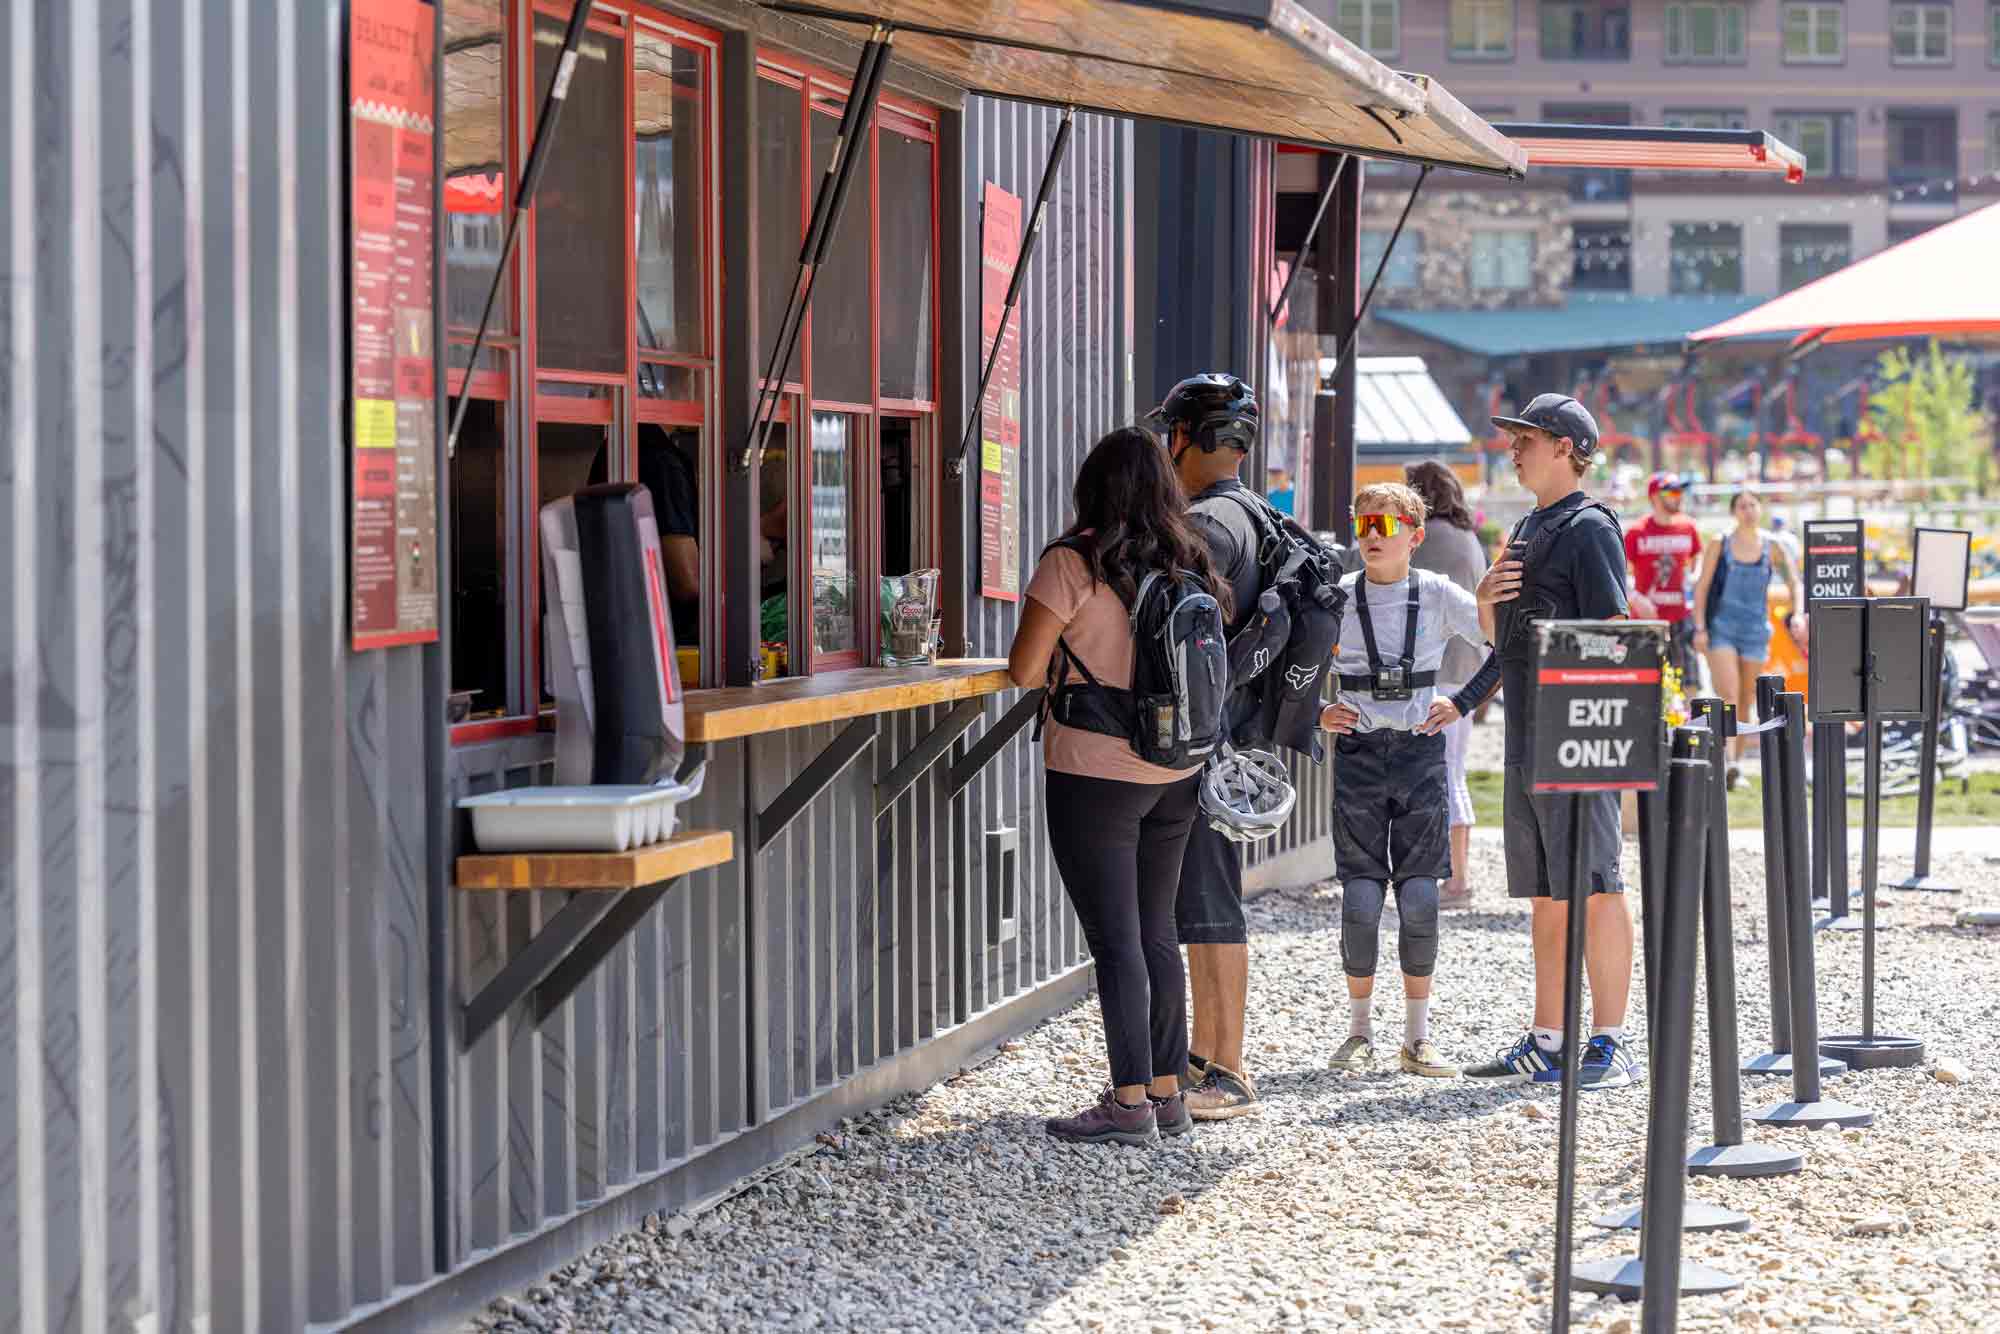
[1782,2,1844,62]
[1662,108,1747,131]
[1991,0,2000,64]
[1888,220,1941,246]
[1539,0,1629,58]
[1334,0,1401,57]
[1360,229,1423,289]
[1890,3,1951,64]
[1451,0,1514,57]
[1544,102,1632,201]
[1469,231,1534,291]
[1664,2,1746,63]
[1669,222,1743,295]
[1772,111,1857,178]
[757,64,942,674]
[1780,224,1851,291]
[1990,112,2000,172]
[1886,109,1957,185]
[1571,221,1630,292]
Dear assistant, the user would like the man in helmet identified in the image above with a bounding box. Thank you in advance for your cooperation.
[1145,373,1274,1120]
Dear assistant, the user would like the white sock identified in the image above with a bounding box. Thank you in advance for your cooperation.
[1405,996,1431,1048]
[1533,1026,1563,1054]
[1349,995,1373,1040]
[1591,1025,1624,1045]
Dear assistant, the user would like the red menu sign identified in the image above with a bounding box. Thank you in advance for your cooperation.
[978,183,1023,602]
[348,0,440,650]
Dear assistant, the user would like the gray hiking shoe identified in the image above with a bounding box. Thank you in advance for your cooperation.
[1045,1090,1159,1147]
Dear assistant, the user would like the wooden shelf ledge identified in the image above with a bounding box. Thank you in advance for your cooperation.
[456,828,735,892]
[683,659,1015,742]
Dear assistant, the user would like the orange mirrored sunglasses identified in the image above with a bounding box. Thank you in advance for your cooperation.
[1353,512,1417,539]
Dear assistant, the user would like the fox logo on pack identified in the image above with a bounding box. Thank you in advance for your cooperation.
[1285,662,1320,693]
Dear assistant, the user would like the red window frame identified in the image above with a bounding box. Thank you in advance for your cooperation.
[755,53,943,675]
[447,0,722,744]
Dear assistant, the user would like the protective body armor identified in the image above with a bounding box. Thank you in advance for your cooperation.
[1495,500,1623,660]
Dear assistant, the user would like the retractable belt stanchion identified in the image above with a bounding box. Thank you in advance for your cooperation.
[1686,698,1804,1179]
[1752,691,1873,1129]
[1803,519,1864,933]
[1818,597,1928,1070]
[1816,723,1861,931]
[1636,781,1667,1060]
[1891,611,1958,894]
[1743,678,1844,1081]
[1574,725,1742,1307]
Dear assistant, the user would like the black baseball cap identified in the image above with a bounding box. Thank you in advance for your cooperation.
[1491,393,1600,461]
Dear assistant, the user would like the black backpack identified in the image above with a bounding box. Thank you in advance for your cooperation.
[1037,539,1230,769]
[1496,499,1624,657]
[1208,490,1348,761]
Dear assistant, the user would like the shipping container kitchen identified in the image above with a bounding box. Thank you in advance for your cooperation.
[0,1,1529,1327]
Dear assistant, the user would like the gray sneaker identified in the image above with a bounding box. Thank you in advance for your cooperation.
[1328,1034,1376,1072]
[1152,1091,1194,1138]
[1045,1090,1159,1146]
[1185,1063,1260,1121]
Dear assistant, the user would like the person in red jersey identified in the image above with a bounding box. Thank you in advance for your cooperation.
[1625,472,1704,684]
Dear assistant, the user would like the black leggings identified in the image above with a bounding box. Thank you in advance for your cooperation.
[1044,769,1201,1089]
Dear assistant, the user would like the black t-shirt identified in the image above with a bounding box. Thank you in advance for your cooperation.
[1188,478,1264,626]
[638,427,701,644]
[1499,491,1629,764]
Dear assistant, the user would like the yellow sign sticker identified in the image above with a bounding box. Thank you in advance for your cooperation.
[982,437,1002,473]
[354,397,397,449]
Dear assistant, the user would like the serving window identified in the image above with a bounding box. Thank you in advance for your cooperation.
[443,0,718,735]
[754,60,941,677]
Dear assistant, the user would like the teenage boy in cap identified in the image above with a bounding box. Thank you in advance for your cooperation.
[1463,394,1641,1090]
[1626,472,1703,685]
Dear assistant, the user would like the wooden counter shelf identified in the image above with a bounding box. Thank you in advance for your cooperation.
[455,827,734,893]
[682,659,1015,742]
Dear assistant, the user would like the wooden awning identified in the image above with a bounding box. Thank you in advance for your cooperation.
[758,1,1527,176]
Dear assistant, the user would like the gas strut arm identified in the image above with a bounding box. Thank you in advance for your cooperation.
[946,105,1077,481]
[1327,165,1431,378]
[1269,154,1350,328]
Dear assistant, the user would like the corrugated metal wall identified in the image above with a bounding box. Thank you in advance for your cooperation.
[1,2,437,1331]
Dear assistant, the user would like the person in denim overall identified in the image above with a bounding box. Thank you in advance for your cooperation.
[1692,490,1804,786]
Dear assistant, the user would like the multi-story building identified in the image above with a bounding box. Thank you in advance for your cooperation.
[1292,0,2000,460]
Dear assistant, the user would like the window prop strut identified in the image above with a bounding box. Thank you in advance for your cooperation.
[1268,153,1349,327]
[1327,165,1430,378]
[445,0,596,459]
[945,105,1077,481]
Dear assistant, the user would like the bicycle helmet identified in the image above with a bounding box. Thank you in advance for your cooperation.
[1199,744,1296,844]
[1143,373,1259,460]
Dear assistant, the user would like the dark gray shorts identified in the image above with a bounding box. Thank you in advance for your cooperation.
[1502,763,1625,901]
[1174,814,1246,945]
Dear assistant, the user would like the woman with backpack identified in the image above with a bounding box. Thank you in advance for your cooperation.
[1008,426,1231,1147]
[1691,490,1804,788]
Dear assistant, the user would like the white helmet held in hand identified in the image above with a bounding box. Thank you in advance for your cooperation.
[1200,745,1296,844]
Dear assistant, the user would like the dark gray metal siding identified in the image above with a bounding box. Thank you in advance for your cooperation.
[2,2,436,1330]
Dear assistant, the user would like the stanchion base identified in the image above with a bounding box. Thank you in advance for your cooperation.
[1890,875,1959,894]
[1748,1097,1876,1130]
[1571,1256,1740,1299]
[1956,909,2000,927]
[1742,1050,1847,1079]
[1591,1199,1752,1232]
[1817,913,1866,933]
[1687,1140,1805,1178]
[1819,1034,1925,1069]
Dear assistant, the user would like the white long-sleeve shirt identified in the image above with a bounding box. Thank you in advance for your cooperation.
[1331,568,1490,734]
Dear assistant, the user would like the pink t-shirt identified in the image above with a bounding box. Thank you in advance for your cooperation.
[1024,545,1203,785]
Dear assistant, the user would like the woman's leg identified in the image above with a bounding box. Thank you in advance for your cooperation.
[1044,770,1154,1102]
[1707,645,1741,728]
[1443,714,1475,903]
[1734,652,1769,765]
[1134,776,1201,1100]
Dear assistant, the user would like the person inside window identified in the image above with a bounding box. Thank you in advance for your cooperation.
[637,424,701,647]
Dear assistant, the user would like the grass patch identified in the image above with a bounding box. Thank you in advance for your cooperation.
[1467,767,2000,830]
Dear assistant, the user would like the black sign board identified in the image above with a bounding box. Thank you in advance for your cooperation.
[1530,620,1668,794]
[1802,519,1865,604]
[1869,597,1930,720]
[1808,599,1866,720]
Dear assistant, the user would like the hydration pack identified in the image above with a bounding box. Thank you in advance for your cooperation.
[1495,500,1623,658]
[1208,490,1348,762]
[1037,539,1230,769]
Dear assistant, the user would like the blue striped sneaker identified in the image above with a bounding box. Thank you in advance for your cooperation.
[1580,1035,1641,1090]
[1463,1034,1561,1084]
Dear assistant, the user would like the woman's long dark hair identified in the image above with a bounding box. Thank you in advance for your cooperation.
[1404,459,1476,531]
[1055,427,1228,607]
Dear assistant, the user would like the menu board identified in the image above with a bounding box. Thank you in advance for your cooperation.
[348,0,440,650]
[978,183,1023,602]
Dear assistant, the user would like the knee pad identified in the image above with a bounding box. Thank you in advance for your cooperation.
[1396,877,1440,978]
[1341,878,1387,978]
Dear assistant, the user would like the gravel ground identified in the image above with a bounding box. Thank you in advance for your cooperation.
[469,839,2000,1334]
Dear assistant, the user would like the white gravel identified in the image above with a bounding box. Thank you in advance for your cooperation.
[468,835,2000,1333]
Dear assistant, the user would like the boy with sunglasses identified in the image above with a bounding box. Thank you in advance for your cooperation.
[1318,483,1498,1078]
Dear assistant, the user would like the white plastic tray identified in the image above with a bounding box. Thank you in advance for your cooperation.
[461,785,679,853]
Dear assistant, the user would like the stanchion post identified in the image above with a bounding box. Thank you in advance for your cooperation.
[1819,723,1859,931]
[1572,726,1741,1303]
[1750,692,1872,1129]
[1746,676,1794,1072]
[1893,613,1957,893]
[1550,797,1589,1334]
[1688,698,1803,1179]
[1636,781,1664,1059]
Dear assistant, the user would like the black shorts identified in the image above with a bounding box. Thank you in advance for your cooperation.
[1174,813,1245,945]
[1331,728,1450,885]
[1502,763,1624,901]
